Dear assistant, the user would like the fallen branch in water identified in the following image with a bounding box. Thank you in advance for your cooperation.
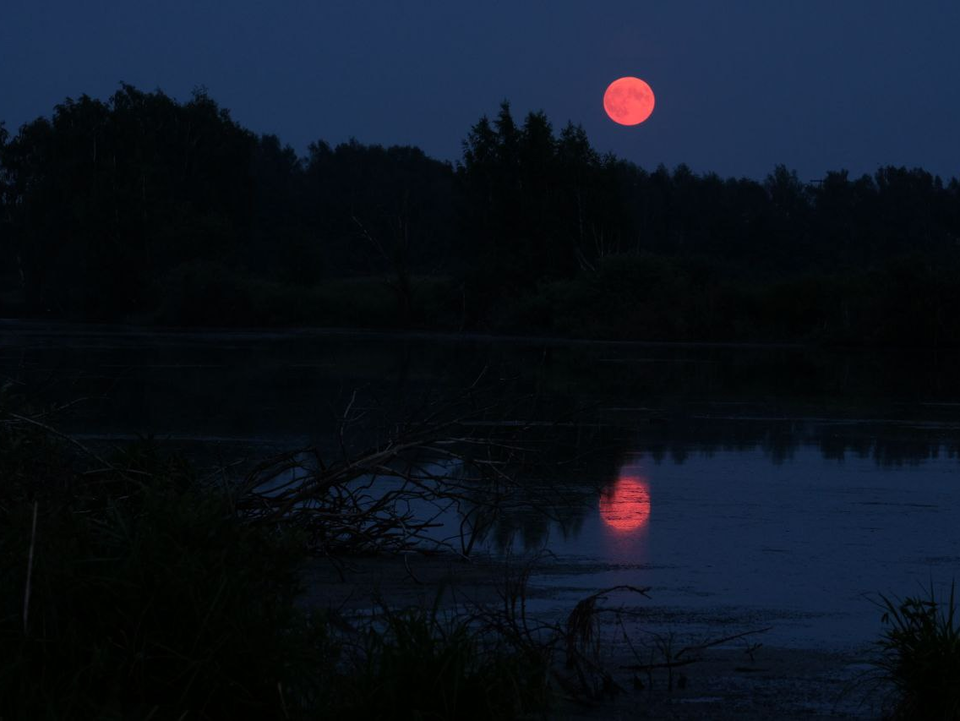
[234,386,586,559]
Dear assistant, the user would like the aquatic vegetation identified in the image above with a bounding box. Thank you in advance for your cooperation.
[0,439,328,718]
[0,394,563,719]
[335,600,552,720]
[875,582,960,720]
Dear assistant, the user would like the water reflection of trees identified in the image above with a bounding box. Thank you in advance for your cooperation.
[467,477,594,555]
[443,421,625,555]
[620,420,960,468]
[14,328,960,473]
[11,331,960,559]
[452,412,960,554]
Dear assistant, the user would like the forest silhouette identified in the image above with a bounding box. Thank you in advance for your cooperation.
[2,84,959,346]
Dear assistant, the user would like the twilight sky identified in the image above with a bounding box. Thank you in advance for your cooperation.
[2,0,959,181]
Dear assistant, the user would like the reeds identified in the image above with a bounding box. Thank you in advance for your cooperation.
[0,387,571,719]
[874,582,960,720]
[334,597,552,720]
[0,439,324,718]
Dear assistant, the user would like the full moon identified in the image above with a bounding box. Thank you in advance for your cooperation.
[603,77,655,126]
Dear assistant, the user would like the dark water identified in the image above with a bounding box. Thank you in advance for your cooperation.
[4,320,960,649]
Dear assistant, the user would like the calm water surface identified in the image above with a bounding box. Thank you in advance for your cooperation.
[3,321,959,649]
[513,448,960,648]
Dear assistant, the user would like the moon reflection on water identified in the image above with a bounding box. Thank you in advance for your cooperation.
[599,468,651,533]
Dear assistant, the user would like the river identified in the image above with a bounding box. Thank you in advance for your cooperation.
[3,320,959,654]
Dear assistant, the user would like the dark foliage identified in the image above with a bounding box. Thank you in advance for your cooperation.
[875,583,960,720]
[0,395,555,720]
[2,87,960,344]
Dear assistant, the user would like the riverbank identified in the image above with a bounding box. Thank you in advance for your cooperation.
[303,552,886,719]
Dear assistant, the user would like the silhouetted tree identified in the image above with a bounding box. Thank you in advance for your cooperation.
[3,87,960,344]
[303,139,454,325]
[0,85,255,318]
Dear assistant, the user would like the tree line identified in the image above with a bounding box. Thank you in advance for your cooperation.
[2,84,959,345]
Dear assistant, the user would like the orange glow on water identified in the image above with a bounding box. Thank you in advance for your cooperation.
[603,77,655,126]
[599,470,651,533]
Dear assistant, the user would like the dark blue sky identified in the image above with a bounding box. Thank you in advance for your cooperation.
[3,1,959,180]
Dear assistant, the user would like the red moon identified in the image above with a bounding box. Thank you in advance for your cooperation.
[599,470,651,533]
[603,77,655,126]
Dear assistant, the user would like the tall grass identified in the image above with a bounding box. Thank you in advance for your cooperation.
[875,582,960,720]
[336,602,552,720]
[0,440,333,719]
[0,394,556,719]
